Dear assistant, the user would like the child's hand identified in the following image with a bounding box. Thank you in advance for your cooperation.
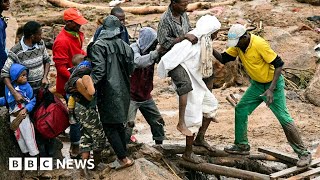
[17,108,27,119]
[68,87,78,93]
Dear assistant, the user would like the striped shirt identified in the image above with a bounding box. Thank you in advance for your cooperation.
[1,37,51,91]
[157,6,192,50]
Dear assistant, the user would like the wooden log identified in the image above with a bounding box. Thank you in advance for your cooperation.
[156,145,276,176]
[230,93,239,104]
[179,160,270,180]
[154,144,229,157]
[270,159,320,179]
[155,144,280,175]
[248,154,280,162]
[156,145,280,162]
[286,167,320,180]
[226,96,236,107]
[258,147,298,165]
[209,156,274,175]
[47,0,236,15]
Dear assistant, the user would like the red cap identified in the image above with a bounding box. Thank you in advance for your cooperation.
[63,8,88,25]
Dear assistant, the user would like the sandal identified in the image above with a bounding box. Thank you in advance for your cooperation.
[115,159,135,171]
[108,159,121,169]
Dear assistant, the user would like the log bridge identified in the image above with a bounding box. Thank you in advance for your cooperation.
[155,145,320,179]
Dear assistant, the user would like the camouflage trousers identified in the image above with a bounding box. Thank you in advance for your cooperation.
[74,103,106,152]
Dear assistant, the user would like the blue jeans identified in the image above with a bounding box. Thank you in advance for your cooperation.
[126,99,165,142]
[70,123,81,145]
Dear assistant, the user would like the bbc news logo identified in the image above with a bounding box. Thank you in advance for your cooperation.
[9,157,94,170]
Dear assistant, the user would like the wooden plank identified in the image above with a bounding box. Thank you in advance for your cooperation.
[258,147,298,165]
[249,154,280,161]
[179,160,270,180]
[270,159,320,179]
[286,167,320,180]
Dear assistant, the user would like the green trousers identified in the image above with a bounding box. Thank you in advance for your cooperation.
[235,75,309,156]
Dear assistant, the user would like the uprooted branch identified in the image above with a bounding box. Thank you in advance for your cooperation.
[282,67,315,90]
[47,0,236,15]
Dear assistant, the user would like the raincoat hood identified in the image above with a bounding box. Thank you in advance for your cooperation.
[189,15,221,38]
[10,63,28,82]
[137,27,157,54]
[100,15,122,39]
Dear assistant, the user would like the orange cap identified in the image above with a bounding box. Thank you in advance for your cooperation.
[63,8,88,25]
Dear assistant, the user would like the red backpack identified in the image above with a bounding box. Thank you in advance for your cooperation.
[33,88,69,139]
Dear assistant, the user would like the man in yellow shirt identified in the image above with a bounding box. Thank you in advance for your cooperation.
[212,24,311,167]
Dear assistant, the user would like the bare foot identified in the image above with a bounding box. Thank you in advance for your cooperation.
[182,153,205,164]
[177,124,193,136]
[211,117,218,123]
[193,138,216,152]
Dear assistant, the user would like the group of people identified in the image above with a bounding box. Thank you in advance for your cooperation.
[0,0,313,178]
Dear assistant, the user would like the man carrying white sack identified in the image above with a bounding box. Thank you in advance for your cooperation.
[158,15,220,163]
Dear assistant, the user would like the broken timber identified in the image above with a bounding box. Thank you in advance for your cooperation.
[155,144,230,157]
[156,144,280,161]
[179,160,270,180]
[286,167,320,180]
[270,159,320,179]
[47,0,236,15]
[157,145,320,179]
[258,147,298,165]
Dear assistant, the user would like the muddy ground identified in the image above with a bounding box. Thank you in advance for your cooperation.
[6,0,320,179]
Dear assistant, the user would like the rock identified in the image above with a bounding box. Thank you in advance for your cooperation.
[40,171,53,179]
[211,59,227,88]
[296,0,320,6]
[3,11,18,48]
[104,158,180,180]
[315,43,320,58]
[305,65,320,106]
[286,90,299,101]
[263,26,318,70]
[58,172,72,180]
[209,41,247,89]
[139,144,163,161]
[0,107,23,180]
